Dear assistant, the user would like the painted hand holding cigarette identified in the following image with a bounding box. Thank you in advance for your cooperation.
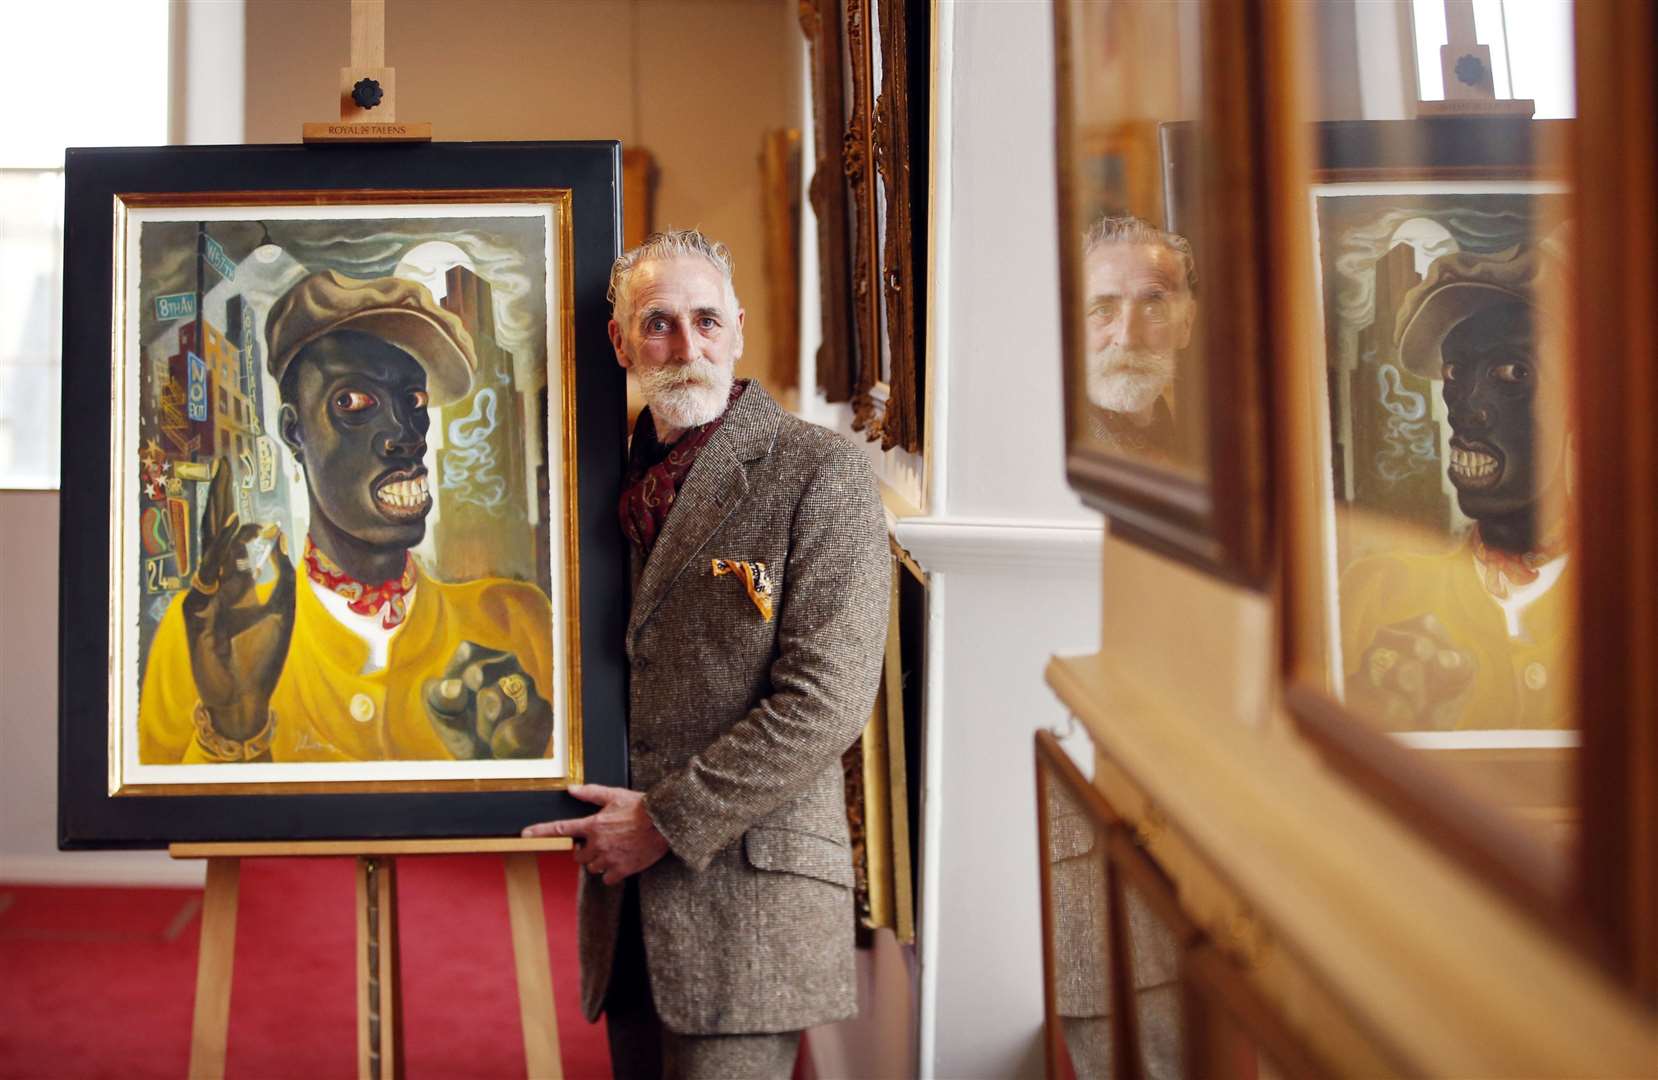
[182,458,297,742]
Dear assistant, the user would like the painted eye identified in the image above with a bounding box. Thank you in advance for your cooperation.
[1492,362,1532,384]
[1441,362,1462,382]
[333,390,377,412]
[698,316,719,330]
[408,389,430,409]
[647,317,670,333]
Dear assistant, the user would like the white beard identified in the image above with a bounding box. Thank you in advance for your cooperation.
[639,358,734,430]
[1086,344,1175,415]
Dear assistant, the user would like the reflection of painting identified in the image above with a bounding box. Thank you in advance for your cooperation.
[116,195,579,789]
[1076,123,1162,227]
[1314,184,1573,730]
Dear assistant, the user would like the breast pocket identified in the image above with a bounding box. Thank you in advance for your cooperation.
[701,557,784,647]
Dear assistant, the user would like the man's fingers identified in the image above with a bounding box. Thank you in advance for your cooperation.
[568,783,625,807]
[520,814,595,839]
[209,458,237,530]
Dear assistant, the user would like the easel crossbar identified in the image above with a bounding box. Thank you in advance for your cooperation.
[170,837,573,859]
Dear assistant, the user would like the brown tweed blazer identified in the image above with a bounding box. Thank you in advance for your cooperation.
[578,380,890,1034]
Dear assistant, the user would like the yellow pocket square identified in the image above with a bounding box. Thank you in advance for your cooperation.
[711,558,774,621]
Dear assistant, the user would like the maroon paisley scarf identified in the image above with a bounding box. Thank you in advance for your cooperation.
[618,380,746,554]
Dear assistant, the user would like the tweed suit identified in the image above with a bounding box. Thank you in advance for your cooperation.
[580,380,890,1035]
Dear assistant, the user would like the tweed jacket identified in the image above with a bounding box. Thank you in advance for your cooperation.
[579,380,890,1034]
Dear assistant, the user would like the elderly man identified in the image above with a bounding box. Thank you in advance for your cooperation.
[1340,244,1570,730]
[139,270,554,763]
[1080,213,1198,459]
[523,229,889,1078]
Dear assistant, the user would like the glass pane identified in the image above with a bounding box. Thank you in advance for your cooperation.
[1041,763,1113,1078]
[1122,875,1185,1080]
[1300,4,1579,872]
[1063,0,1207,472]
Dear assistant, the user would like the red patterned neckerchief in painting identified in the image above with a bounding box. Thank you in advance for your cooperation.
[618,380,746,555]
[1472,524,1568,601]
[304,538,417,630]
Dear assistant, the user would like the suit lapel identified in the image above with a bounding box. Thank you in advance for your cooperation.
[626,382,782,647]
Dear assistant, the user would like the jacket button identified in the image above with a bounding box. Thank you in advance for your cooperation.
[349,693,376,723]
[635,656,650,671]
[1523,662,1547,691]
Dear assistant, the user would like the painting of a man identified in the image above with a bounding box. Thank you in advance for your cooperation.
[138,271,555,763]
[1340,245,1570,730]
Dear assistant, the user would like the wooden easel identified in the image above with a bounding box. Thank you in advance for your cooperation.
[1417,0,1535,118]
[177,7,566,1076]
[302,0,433,143]
[170,837,572,1079]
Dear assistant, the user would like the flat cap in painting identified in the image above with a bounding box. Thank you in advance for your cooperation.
[1394,245,1546,380]
[265,270,477,405]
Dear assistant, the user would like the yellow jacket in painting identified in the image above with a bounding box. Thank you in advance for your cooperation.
[1339,540,1572,730]
[138,564,554,763]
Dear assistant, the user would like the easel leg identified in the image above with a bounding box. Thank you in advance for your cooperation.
[189,857,240,1079]
[356,856,404,1080]
[503,853,562,1079]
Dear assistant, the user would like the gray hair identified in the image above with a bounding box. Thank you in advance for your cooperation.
[608,227,739,317]
[1083,214,1198,295]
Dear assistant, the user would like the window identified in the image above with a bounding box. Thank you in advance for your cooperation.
[0,1,169,488]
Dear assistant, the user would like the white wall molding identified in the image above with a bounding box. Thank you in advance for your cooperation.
[894,516,1103,575]
[1,852,205,888]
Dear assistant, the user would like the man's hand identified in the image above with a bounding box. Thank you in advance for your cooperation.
[522,784,670,885]
[183,458,296,741]
[424,642,553,759]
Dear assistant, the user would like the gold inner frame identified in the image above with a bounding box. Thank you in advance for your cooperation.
[106,187,584,797]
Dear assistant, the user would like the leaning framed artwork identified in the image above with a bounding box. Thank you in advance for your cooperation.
[1278,119,1581,920]
[59,142,629,847]
[1053,0,1274,585]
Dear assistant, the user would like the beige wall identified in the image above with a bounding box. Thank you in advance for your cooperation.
[243,0,801,385]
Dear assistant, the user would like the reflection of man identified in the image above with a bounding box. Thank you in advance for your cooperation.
[1080,214,1197,457]
[1045,778,1183,1080]
[1341,246,1570,729]
[140,271,555,763]
[523,229,889,1078]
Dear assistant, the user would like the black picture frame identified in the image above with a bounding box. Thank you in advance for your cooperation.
[58,141,628,848]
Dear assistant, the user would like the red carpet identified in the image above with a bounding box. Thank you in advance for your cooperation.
[0,852,610,1079]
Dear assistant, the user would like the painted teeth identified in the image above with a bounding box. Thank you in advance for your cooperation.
[378,475,429,509]
[1449,448,1498,479]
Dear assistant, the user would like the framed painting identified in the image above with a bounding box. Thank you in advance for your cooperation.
[1054,0,1273,585]
[1278,119,1581,920]
[1035,730,1205,1079]
[799,0,928,454]
[1181,943,1333,1080]
[58,142,628,847]
[1035,729,1117,1080]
